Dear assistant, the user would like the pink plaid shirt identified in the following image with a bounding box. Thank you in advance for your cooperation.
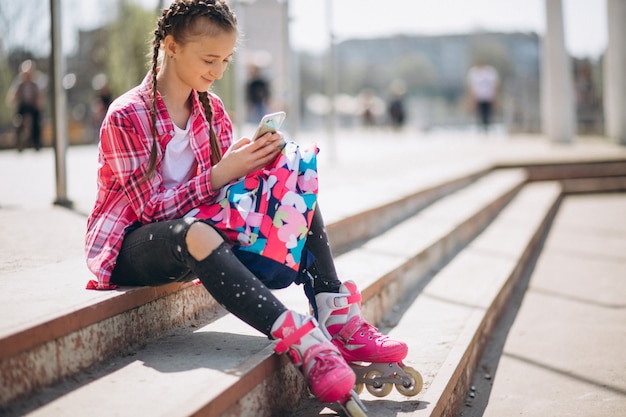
[85,72,233,290]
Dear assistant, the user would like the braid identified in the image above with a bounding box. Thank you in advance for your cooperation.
[142,0,236,181]
[198,91,223,165]
[141,29,163,183]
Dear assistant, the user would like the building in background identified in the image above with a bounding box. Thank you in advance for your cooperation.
[322,32,545,134]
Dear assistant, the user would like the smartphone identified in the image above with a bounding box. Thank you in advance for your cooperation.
[252,111,286,141]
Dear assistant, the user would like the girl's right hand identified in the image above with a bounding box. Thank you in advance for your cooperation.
[209,131,283,190]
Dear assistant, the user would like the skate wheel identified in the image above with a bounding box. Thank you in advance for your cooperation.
[354,382,364,394]
[395,366,423,397]
[364,369,393,397]
[345,398,368,417]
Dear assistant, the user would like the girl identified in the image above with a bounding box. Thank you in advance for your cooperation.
[85,0,407,410]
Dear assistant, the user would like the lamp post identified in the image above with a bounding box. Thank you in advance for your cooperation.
[50,0,72,207]
[325,0,337,162]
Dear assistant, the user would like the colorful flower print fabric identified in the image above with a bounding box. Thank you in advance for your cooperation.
[192,141,319,277]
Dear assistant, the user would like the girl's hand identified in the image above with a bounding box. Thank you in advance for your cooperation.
[210,131,283,189]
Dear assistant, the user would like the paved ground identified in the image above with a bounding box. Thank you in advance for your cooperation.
[458,193,626,417]
[1,128,625,416]
[3,128,626,275]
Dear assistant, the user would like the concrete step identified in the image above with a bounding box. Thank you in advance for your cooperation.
[1,168,529,416]
[0,264,223,409]
[401,181,562,417]
[293,181,563,416]
[0,160,498,409]
[0,162,496,409]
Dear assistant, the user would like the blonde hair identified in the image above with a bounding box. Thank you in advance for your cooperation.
[144,0,237,182]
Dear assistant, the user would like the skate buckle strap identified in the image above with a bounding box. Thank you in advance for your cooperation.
[331,292,361,308]
[334,315,368,344]
[274,318,317,355]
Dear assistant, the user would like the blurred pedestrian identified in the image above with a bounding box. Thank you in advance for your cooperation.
[360,89,377,127]
[246,64,270,122]
[387,80,407,131]
[90,74,113,138]
[6,60,44,151]
[466,61,499,133]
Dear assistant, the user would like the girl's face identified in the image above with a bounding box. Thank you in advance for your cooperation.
[169,29,237,92]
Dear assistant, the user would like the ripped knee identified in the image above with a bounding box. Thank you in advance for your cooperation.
[186,221,224,261]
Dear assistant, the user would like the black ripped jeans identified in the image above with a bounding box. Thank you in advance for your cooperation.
[111,208,341,336]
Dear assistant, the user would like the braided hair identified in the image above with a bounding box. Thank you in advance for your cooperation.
[144,0,237,182]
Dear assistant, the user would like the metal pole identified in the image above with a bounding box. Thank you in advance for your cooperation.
[232,0,248,139]
[50,0,72,207]
[235,38,245,138]
[325,0,337,162]
[282,0,299,137]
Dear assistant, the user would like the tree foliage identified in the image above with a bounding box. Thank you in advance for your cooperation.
[105,1,159,97]
[0,48,14,128]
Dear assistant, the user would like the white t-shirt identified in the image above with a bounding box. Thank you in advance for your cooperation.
[161,118,196,189]
[467,65,499,102]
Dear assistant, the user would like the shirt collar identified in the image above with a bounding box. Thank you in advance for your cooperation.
[137,71,206,137]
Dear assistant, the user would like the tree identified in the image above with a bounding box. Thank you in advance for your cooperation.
[105,1,159,97]
[0,44,14,129]
[0,0,50,57]
[391,52,438,97]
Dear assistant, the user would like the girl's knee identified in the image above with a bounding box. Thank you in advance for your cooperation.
[186,221,224,261]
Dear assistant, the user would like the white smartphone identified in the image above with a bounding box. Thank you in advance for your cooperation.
[252,111,286,141]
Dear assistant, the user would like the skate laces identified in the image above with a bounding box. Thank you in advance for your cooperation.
[351,319,403,351]
[302,343,345,381]
[335,316,374,343]
[335,316,407,355]
[357,321,386,341]
[303,341,357,404]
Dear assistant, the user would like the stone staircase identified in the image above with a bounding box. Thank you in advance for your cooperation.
[1,158,625,417]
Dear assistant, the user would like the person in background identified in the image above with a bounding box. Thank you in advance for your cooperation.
[6,60,44,151]
[387,80,407,131]
[90,73,113,137]
[360,89,377,127]
[246,64,270,122]
[466,60,499,133]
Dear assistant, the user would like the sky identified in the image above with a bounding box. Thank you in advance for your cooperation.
[288,0,607,58]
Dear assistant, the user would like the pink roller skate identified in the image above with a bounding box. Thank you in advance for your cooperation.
[315,281,423,398]
[271,310,368,416]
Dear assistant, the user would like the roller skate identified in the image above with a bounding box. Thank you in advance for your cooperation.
[271,310,368,416]
[315,281,423,398]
